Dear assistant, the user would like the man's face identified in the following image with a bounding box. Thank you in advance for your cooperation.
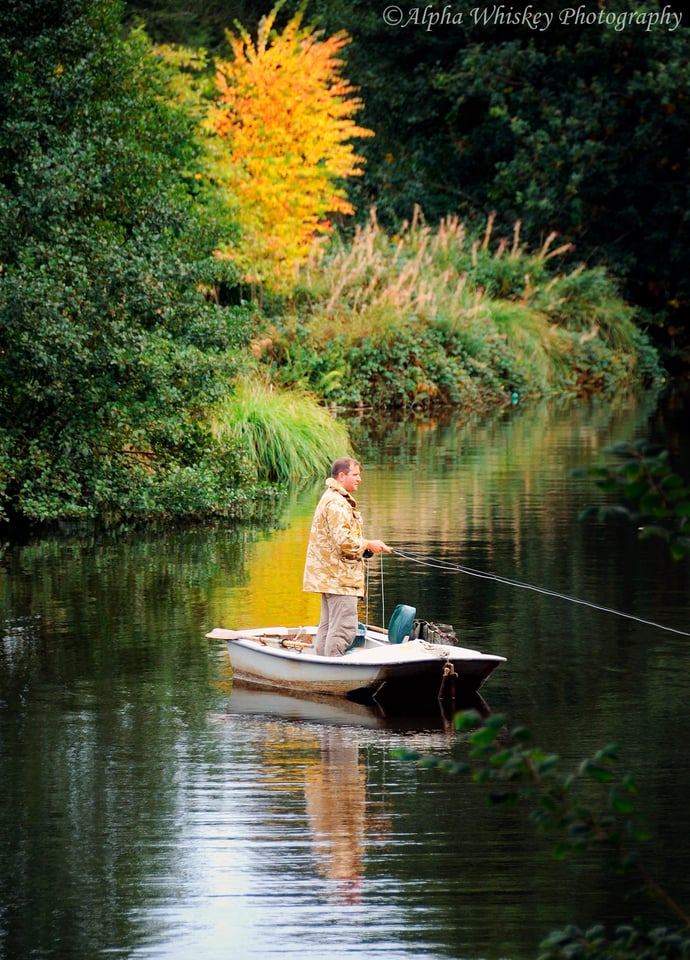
[339,465,361,493]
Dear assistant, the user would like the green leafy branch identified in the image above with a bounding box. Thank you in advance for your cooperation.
[393,711,690,960]
[575,441,690,560]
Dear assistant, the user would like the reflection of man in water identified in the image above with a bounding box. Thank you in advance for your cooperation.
[303,457,391,657]
[304,730,366,904]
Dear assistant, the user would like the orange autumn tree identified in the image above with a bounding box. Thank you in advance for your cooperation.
[205,1,373,290]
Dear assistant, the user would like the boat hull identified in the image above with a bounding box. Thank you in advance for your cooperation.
[207,627,505,708]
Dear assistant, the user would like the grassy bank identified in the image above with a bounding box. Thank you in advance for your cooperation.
[251,210,663,411]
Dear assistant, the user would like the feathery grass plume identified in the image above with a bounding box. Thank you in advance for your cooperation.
[212,378,351,483]
[539,266,641,350]
[298,207,484,345]
[274,208,661,407]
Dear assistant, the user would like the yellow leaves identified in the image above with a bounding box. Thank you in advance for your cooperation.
[205,1,373,289]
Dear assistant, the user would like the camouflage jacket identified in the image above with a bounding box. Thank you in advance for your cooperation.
[302,478,367,596]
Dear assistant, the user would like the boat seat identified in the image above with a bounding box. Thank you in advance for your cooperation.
[344,623,367,653]
[386,604,416,644]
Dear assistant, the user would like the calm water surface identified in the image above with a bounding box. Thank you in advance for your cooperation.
[1,392,689,960]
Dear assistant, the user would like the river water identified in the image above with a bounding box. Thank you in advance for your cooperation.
[1,391,689,960]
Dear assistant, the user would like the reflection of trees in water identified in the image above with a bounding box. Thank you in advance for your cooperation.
[213,397,660,635]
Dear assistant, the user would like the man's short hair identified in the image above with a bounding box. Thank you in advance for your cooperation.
[331,457,359,478]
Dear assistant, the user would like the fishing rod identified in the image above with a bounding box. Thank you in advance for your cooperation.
[389,547,690,639]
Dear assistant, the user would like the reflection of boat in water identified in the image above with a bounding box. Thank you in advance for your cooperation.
[207,604,505,711]
[209,682,492,905]
[220,685,389,728]
[214,684,491,732]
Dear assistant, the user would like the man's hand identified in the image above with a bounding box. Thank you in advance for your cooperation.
[365,540,392,554]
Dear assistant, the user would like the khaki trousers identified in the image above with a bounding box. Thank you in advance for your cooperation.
[314,594,359,657]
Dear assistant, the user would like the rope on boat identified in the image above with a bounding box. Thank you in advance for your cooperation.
[438,659,457,704]
[389,548,690,639]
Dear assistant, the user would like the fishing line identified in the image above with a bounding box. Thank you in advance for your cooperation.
[364,552,386,628]
[391,547,690,638]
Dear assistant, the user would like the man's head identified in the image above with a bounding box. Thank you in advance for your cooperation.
[331,457,361,493]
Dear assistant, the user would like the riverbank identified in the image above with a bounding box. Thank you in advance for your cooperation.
[250,211,664,412]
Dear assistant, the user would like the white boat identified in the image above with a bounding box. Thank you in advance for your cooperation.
[206,605,506,709]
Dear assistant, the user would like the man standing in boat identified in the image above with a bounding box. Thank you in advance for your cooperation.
[303,457,392,657]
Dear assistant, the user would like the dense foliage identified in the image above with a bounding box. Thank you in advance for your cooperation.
[126,0,275,52]
[0,0,259,523]
[3,0,681,527]
[123,0,690,360]
[257,211,662,409]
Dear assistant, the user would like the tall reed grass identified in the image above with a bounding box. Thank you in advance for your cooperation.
[212,378,351,483]
[263,207,661,406]
[297,207,483,342]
